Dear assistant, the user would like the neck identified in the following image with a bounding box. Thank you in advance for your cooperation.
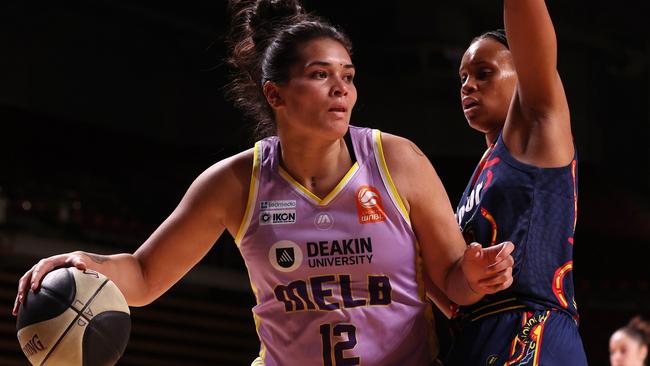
[485,128,501,147]
[277,129,352,198]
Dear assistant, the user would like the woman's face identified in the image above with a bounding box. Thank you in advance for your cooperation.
[610,330,648,366]
[270,37,357,140]
[459,37,517,135]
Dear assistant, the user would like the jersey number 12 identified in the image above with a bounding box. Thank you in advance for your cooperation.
[319,323,359,366]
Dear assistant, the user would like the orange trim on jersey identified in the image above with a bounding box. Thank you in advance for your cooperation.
[469,144,495,190]
[484,170,494,189]
[480,207,498,246]
[506,312,529,365]
[553,261,573,308]
[532,311,551,366]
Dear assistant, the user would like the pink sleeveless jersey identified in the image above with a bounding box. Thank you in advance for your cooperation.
[235,126,435,366]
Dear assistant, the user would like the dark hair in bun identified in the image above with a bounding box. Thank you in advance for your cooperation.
[621,316,650,348]
[227,0,352,139]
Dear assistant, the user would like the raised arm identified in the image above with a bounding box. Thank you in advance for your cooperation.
[381,133,513,305]
[503,0,573,167]
[14,149,253,314]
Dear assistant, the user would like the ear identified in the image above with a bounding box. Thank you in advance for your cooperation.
[640,344,648,361]
[263,81,284,109]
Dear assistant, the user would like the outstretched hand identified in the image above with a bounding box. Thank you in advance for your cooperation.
[461,241,515,296]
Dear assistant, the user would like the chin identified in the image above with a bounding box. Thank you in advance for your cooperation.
[467,117,500,135]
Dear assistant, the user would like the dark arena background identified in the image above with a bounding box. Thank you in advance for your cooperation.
[1,1,648,365]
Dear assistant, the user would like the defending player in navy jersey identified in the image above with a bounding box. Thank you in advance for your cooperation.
[442,0,589,364]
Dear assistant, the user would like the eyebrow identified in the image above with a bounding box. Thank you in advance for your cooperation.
[304,61,355,69]
[459,61,493,74]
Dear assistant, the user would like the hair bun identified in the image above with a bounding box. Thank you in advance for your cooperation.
[628,316,650,344]
[250,0,304,46]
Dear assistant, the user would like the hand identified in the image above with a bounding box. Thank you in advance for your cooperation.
[461,241,515,296]
[12,252,89,316]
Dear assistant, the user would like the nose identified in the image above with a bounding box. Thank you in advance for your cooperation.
[331,77,349,97]
[461,77,477,95]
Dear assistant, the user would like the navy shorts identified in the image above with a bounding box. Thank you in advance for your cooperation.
[444,310,587,366]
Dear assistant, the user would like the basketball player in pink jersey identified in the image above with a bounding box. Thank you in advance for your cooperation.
[13,1,515,364]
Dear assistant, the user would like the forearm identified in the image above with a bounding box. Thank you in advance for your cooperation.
[75,251,151,306]
[504,0,557,58]
[443,258,483,306]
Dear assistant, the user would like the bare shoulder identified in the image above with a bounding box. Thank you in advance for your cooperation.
[184,148,255,233]
[379,132,439,209]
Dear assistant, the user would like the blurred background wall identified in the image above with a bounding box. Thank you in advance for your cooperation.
[1,1,648,365]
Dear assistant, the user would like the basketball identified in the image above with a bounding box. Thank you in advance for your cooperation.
[16,267,131,366]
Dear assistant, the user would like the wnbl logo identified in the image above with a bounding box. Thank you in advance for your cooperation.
[276,248,295,268]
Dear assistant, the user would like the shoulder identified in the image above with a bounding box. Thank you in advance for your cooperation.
[379,132,439,208]
[380,132,432,175]
[182,147,255,231]
[195,147,255,192]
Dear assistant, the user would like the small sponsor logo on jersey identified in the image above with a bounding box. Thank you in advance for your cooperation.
[314,213,334,230]
[260,200,296,210]
[269,240,303,272]
[355,185,385,224]
[260,210,296,225]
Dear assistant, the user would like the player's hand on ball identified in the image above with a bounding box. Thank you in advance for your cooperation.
[13,251,89,316]
[461,241,515,295]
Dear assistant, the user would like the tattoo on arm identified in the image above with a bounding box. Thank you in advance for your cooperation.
[409,142,426,157]
[87,253,110,264]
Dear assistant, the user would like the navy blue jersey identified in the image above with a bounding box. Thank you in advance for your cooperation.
[455,134,579,320]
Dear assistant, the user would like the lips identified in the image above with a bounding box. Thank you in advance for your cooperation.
[462,97,479,110]
[328,106,347,113]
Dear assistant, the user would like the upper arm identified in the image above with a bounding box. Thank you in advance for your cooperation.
[503,0,573,166]
[132,149,253,302]
[380,133,466,293]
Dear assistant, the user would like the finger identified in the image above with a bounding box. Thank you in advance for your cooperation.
[13,269,34,316]
[465,242,483,261]
[495,241,515,260]
[479,241,514,265]
[484,275,514,293]
[477,267,513,288]
[65,256,87,271]
[30,259,57,291]
[486,253,514,272]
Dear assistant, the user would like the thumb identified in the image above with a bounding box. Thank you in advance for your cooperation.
[481,241,514,264]
[464,242,483,262]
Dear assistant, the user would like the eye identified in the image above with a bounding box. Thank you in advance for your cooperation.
[476,68,493,80]
[460,73,468,83]
[311,70,328,79]
[343,73,355,82]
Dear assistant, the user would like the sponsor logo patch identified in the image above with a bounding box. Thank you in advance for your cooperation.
[260,210,296,225]
[355,185,385,224]
[260,200,296,210]
[269,240,303,272]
